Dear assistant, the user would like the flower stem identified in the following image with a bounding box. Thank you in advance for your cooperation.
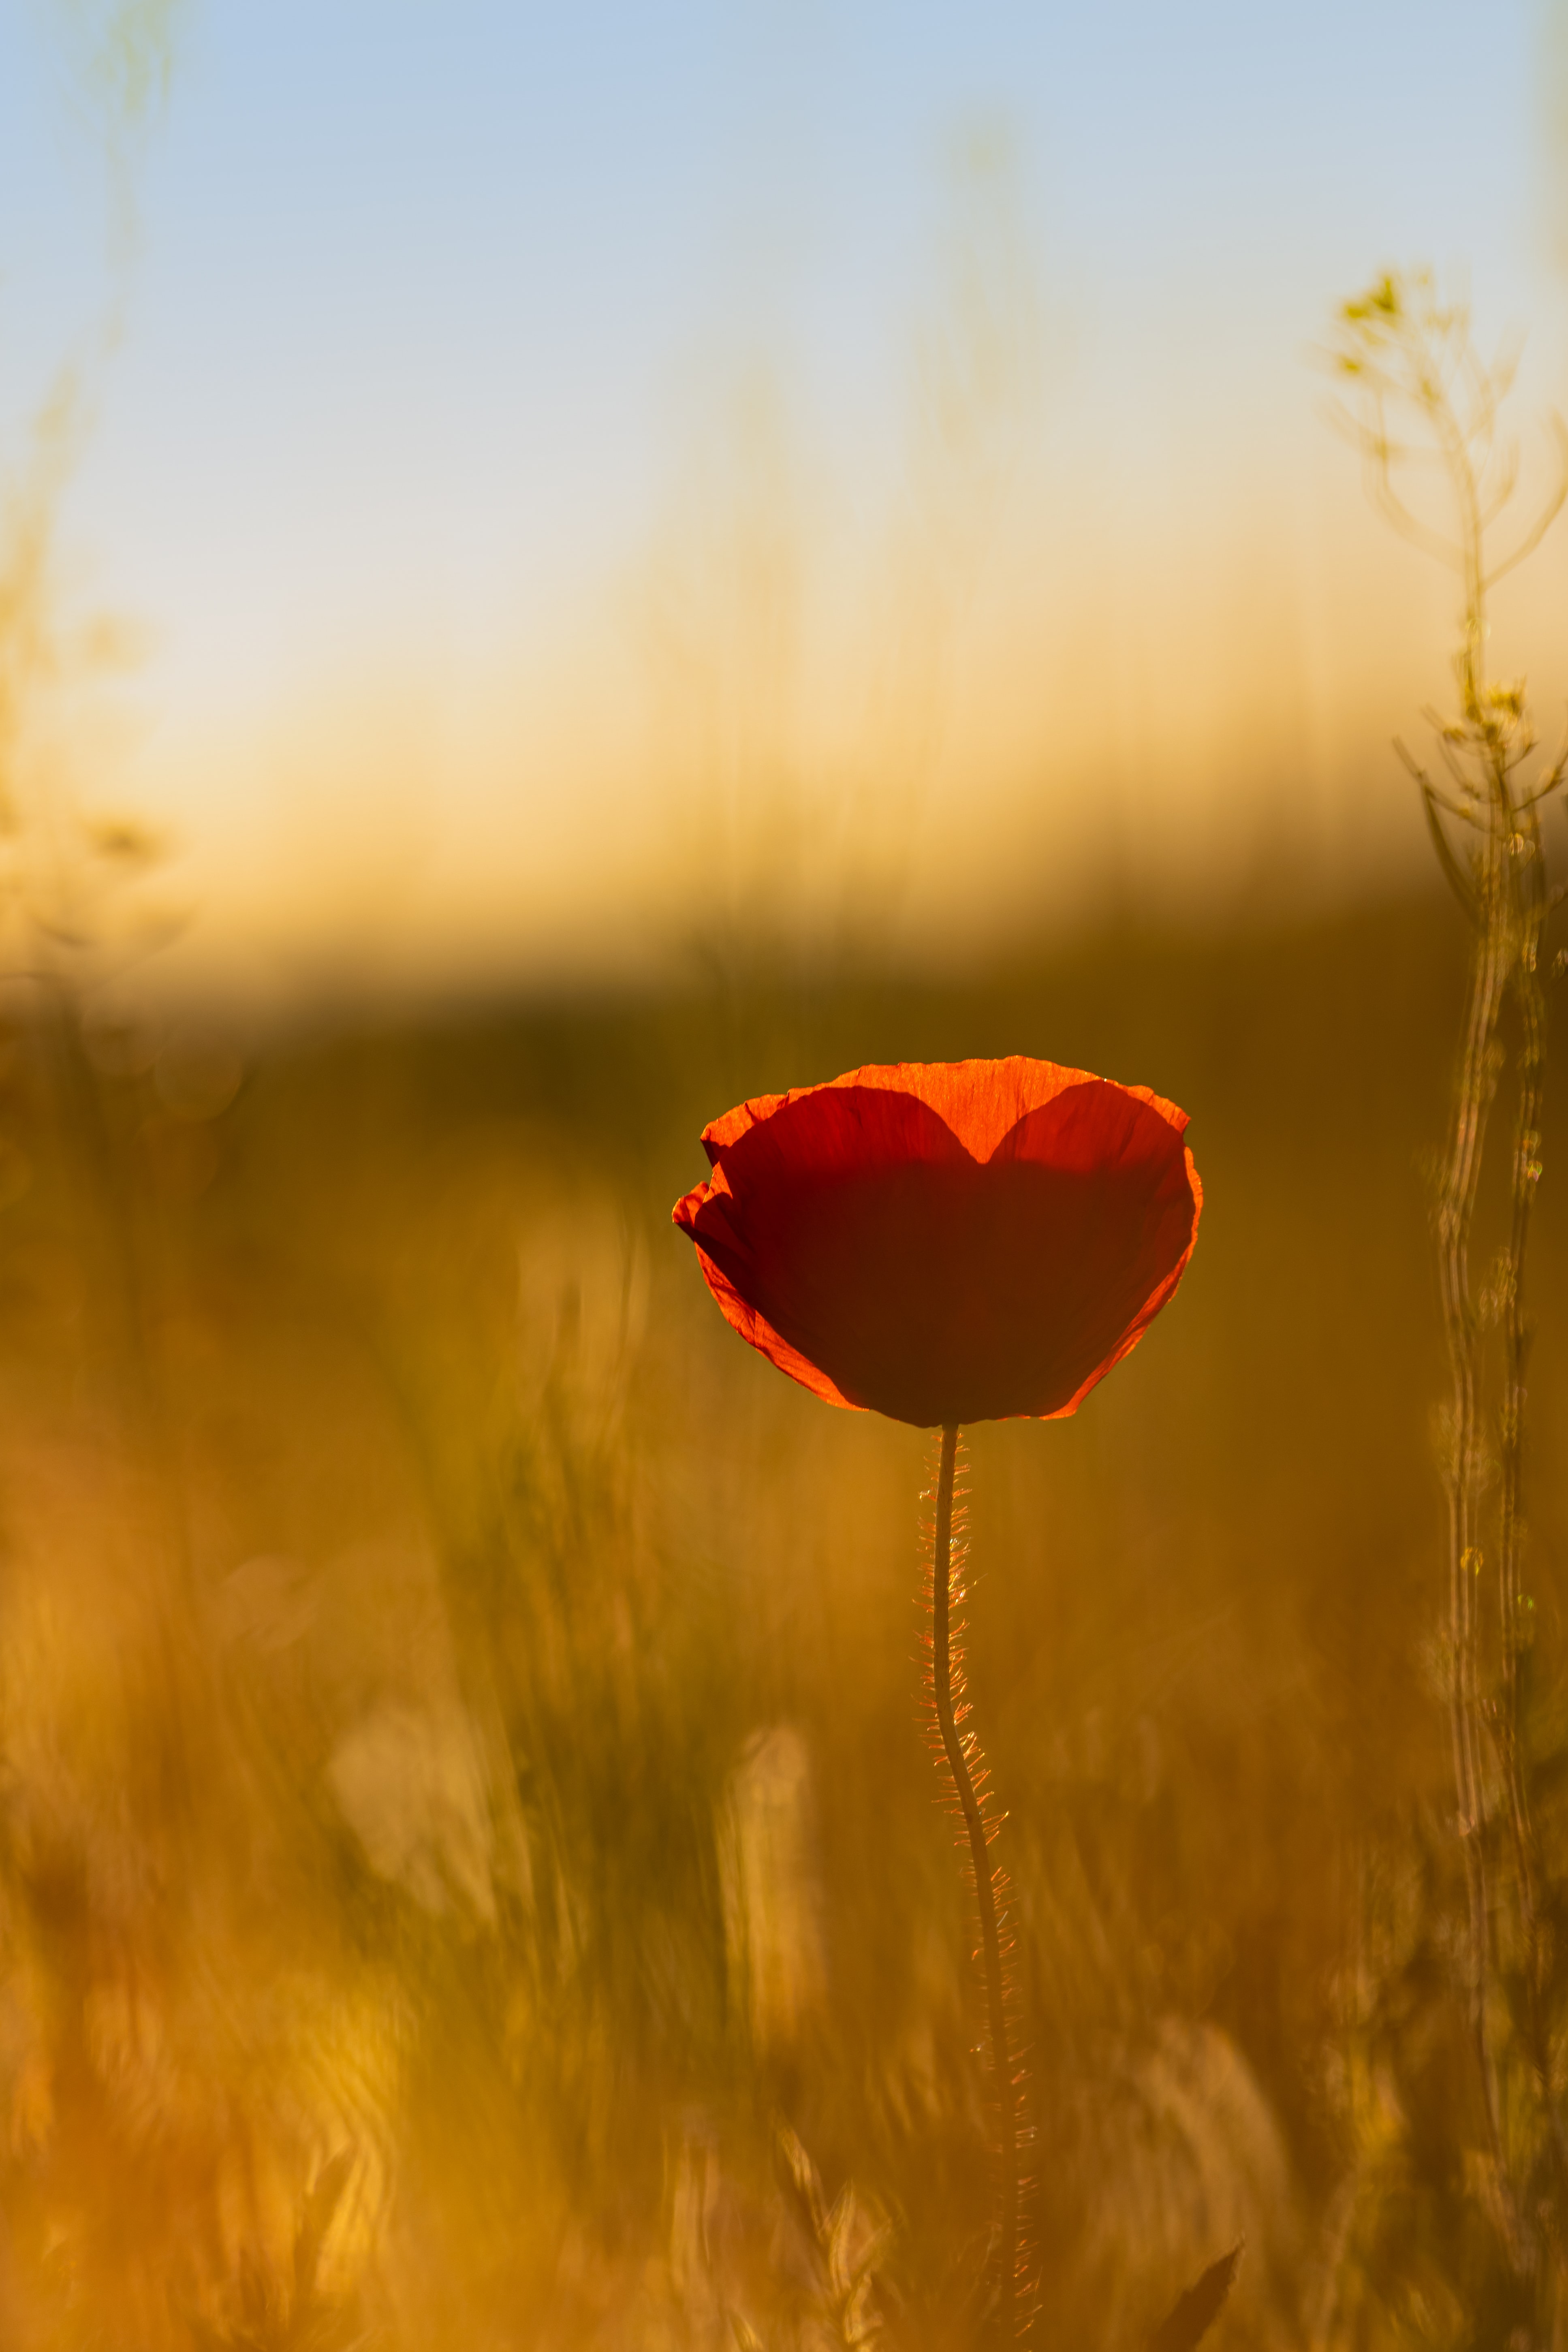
[930,1421,1020,2335]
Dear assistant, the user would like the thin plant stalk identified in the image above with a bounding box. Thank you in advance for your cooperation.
[1498,852,1545,1969]
[1492,804,1568,2212]
[1331,268,1568,2288]
[1434,826,1508,2150]
[926,1421,1023,2338]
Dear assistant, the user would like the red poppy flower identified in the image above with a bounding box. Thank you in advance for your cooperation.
[673,1055,1201,1428]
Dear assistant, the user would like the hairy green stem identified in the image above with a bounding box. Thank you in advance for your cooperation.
[930,1422,1019,2335]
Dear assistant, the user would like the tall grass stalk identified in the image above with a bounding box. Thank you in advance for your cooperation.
[1330,267,1568,2305]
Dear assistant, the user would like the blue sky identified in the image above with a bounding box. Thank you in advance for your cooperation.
[0,2,1564,992]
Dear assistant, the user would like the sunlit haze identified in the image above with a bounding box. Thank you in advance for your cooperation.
[3,0,1566,1000]
[15,13,1568,2343]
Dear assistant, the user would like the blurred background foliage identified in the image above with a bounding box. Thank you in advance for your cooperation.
[7,6,1568,2346]
[2,884,1555,2348]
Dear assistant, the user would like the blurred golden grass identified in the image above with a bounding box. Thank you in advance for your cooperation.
[0,889,1554,2346]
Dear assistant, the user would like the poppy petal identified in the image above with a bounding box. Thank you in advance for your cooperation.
[673,1057,1201,1427]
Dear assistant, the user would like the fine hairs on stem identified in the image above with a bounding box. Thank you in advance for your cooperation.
[1329,268,1568,2297]
[920,1423,1034,2341]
